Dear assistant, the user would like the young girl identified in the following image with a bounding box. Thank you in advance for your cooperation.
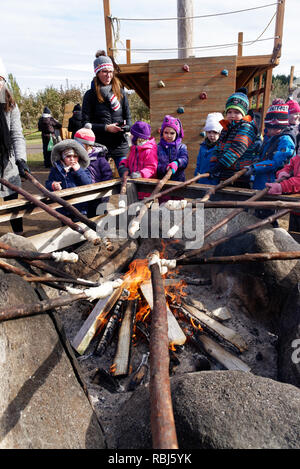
[118,121,157,199]
[194,112,223,185]
[157,115,188,182]
[46,140,92,220]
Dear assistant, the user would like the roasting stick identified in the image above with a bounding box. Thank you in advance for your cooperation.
[128,168,174,237]
[0,242,78,264]
[177,251,300,265]
[167,168,248,237]
[148,251,178,449]
[0,177,101,245]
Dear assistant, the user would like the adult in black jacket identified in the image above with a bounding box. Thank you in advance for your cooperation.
[38,107,62,168]
[82,50,131,172]
[68,103,82,138]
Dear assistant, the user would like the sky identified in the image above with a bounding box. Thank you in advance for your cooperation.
[1,0,298,95]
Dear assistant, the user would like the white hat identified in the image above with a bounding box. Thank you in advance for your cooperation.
[0,57,8,82]
[203,112,224,133]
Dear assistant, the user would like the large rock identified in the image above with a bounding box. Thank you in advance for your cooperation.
[114,371,300,449]
[0,238,105,448]
[210,228,300,327]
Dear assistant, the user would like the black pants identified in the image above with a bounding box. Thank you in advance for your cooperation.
[42,135,52,168]
[4,193,23,233]
[289,213,300,233]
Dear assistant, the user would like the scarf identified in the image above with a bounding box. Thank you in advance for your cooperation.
[100,84,121,112]
[0,104,11,177]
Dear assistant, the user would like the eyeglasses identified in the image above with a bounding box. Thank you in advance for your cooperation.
[100,70,113,75]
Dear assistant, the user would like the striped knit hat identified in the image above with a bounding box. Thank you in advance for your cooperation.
[265,99,289,129]
[93,50,114,75]
[74,123,96,146]
[225,91,249,117]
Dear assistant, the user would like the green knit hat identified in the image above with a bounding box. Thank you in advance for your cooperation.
[225,91,249,117]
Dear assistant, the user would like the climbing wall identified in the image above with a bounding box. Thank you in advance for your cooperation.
[149,56,237,179]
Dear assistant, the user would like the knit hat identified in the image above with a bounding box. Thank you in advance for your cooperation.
[74,123,96,146]
[94,50,114,75]
[203,112,224,133]
[160,115,184,139]
[286,99,300,115]
[264,99,289,129]
[130,121,151,141]
[73,103,81,112]
[225,91,249,117]
[43,106,51,114]
[0,57,8,82]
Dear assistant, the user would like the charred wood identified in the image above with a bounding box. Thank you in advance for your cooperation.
[127,352,149,391]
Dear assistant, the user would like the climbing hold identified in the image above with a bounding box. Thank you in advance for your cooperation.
[177,106,184,114]
[182,64,190,72]
[221,69,229,76]
[157,80,165,88]
[199,92,207,100]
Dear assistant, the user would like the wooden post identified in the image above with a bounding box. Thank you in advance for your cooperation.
[103,0,114,57]
[273,0,285,60]
[256,74,263,111]
[126,39,131,64]
[237,32,243,57]
[261,68,272,133]
[177,0,194,59]
[289,66,295,92]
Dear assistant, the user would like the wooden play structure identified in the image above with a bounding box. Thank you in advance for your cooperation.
[103,0,286,178]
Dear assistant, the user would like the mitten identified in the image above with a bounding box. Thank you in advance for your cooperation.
[265,182,282,195]
[209,161,223,179]
[130,171,141,179]
[276,171,290,182]
[16,159,30,178]
[167,161,178,174]
[118,165,129,177]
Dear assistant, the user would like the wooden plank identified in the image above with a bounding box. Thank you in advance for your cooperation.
[103,0,114,56]
[112,299,136,377]
[140,282,186,346]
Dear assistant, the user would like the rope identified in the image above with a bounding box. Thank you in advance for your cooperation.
[110,2,280,22]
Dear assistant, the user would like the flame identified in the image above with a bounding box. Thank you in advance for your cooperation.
[110,363,116,374]
[169,342,176,351]
[123,259,151,300]
[190,317,203,331]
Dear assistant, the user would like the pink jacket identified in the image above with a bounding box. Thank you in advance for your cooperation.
[277,154,300,194]
[121,137,158,199]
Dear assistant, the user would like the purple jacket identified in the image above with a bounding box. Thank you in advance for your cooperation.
[87,147,113,183]
[157,142,188,182]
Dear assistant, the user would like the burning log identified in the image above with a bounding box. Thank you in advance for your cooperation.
[23,170,97,231]
[204,187,269,239]
[180,301,248,353]
[178,251,300,265]
[71,283,124,355]
[148,251,178,449]
[0,279,123,323]
[112,299,138,377]
[94,293,128,357]
[128,168,173,237]
[190,333,251,372]
[0,177,101,245]
[140,281,186,346]
[127,352,149,391]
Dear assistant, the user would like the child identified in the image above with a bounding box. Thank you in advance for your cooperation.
[46,140,92,220]
[74,123,113,183]
[286,99,300,152]
[194,112,223,185]
[209,89,258,187]
[157,115,188,182]
[265,151,300,232]
[118,121,157,199]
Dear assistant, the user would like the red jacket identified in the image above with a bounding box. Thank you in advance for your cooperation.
[277,154,300,193]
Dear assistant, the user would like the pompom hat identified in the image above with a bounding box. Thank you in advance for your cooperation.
[74,123,96,146]
[203,112,224,133]
[94,50,114,75]
[225,91,249,117]
[286,99,300,115]
[130,121,151,140]
[264,99,289,129]
[160,115,184,139]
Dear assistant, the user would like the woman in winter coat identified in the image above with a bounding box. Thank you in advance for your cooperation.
[68,103,82,138]
[82,50,131,173]
[38,106,62,168]
[45,140,92,220]
[0,57,30,235]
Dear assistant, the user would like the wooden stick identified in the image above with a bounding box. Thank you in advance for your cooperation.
[178,251,300,265]
[0,177,100,244]
[127,352,149,391]
[177,208,290,262]
[120,170,129,196]
[202,199,300,210]
[204,187,269,239]
[148,253,178,449]
[112,299,137,377]
[24,171,97,231]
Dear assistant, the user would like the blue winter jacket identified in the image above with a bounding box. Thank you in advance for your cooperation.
[45,161,92,218]
[252,129,296,189]
[194,139,219,185]
[157,142,188,182]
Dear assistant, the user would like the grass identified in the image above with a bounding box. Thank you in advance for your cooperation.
[24,129,42,144]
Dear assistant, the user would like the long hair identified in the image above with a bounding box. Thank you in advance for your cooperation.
[4,87,15,112]
[94,74,122,103]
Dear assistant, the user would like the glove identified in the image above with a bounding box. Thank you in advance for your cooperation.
[121,124,130,133]
[167,161,178,174]
[244,165,254,177]
[265,182,282,195]
[118,165,129,177]
[209,162,223,179]
[16,159,30,178]
[130,171,141,179]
